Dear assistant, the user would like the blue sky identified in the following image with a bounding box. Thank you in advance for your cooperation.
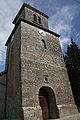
[0,0,80,72]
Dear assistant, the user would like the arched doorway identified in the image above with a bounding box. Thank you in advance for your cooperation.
[39,87,59,120]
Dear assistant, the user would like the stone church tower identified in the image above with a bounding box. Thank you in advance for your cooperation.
[1,3,80,120]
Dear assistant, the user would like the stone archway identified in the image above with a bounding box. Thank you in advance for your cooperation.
[39,86,59,120]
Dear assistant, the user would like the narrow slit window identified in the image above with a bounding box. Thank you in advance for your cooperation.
[38,16,41,24]
[33,14,37,22]
[41,39,46,49]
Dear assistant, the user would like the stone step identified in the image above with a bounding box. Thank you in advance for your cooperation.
[49,113,80,120]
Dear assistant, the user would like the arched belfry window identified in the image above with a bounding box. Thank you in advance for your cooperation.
[38,16,41,24]
[41,39,47,49]
[33,14,37,22]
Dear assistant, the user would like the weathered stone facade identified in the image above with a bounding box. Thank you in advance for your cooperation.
[20,20,78,119]
[0,3,80,120]
[6,24,22,119]
[0,72,6,118]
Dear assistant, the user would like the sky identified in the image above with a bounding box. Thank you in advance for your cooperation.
[0,0,80,72]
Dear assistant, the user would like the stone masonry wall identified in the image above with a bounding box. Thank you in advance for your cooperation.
[0,74,6,118]
[21,21,77,119]
[14,5,48,29]
[6,24,22,119]
[24,7,48,29]
[14,9,25,26]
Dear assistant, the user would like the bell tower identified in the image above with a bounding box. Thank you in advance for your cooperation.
[5,3,79,120]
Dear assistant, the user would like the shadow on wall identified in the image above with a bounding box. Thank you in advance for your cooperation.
[0,71,6,119]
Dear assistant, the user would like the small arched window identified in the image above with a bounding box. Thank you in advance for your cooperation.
[41,39,46,49]
[33,14,37,22]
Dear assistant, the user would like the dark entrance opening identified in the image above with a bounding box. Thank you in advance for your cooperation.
[39,87,59,120]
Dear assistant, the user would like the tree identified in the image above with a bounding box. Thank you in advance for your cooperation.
[64,39,80,108]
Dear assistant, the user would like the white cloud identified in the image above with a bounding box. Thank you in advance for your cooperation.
[49,4,77,49]
[75,32,80,45]
[60,37,71,49]
[0,0,22,66]
[76,33,80,38]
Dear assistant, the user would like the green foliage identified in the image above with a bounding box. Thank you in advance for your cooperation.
[64,39,80,107]
[5,118,21,120]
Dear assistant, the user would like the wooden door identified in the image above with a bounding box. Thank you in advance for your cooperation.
[39,96,49,120]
